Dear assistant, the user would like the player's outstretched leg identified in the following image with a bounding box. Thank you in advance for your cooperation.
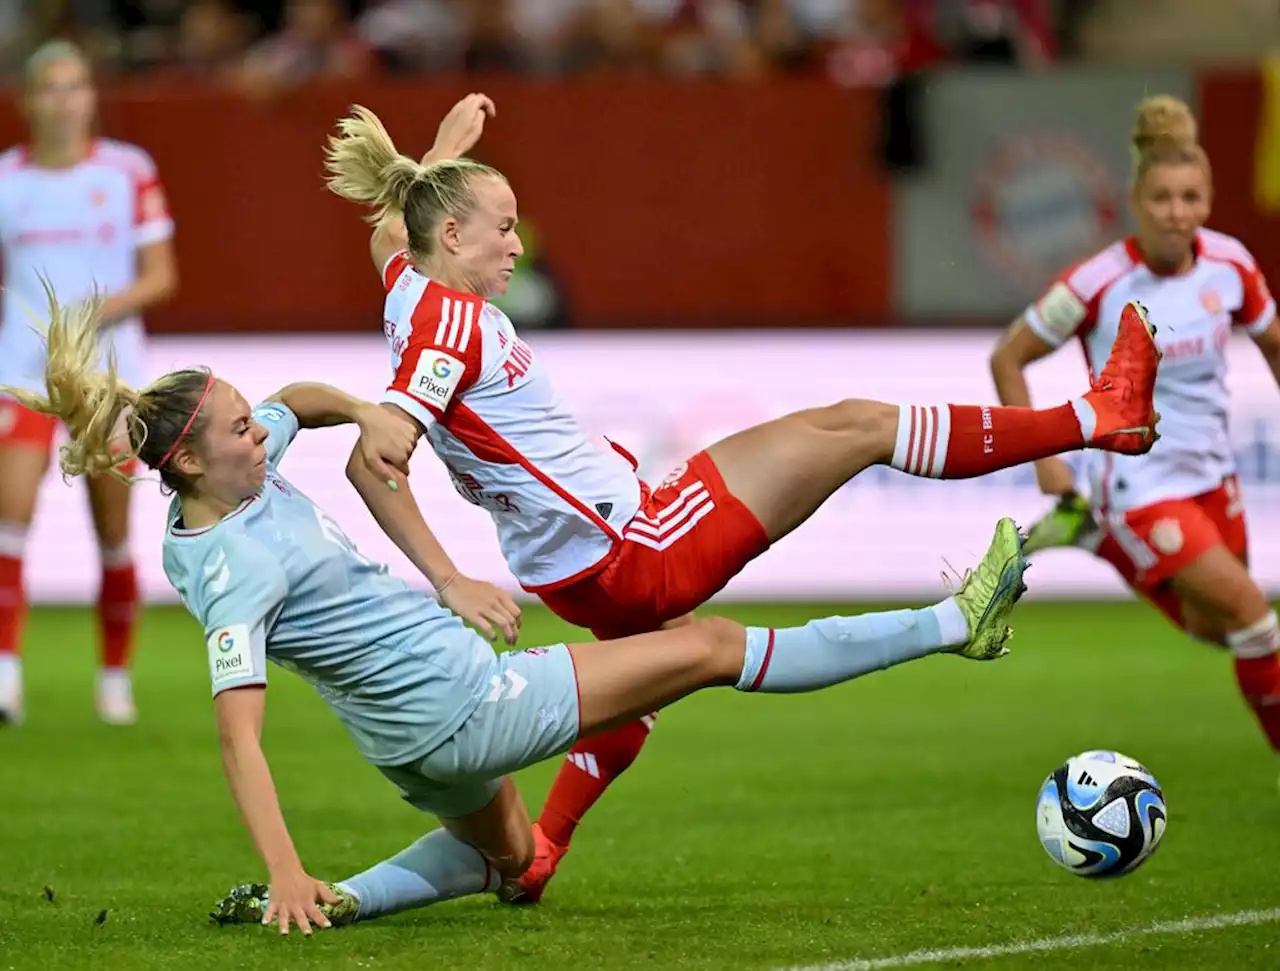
[502,519,1028,904]
[217,520,1029,923]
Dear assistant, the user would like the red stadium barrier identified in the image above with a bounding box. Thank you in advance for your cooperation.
[0,79,889,333]
[1199,70,1280,281]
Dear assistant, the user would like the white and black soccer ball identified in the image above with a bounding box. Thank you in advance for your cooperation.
[1036,749,1167,878]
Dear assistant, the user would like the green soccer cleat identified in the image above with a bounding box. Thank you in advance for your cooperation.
[1022,493,1100,557]
[946,517,1029,661]
[209,882,359,928]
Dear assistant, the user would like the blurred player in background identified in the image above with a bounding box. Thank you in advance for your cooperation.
[326,99,1161,899]
[12,287,1028,934]
[990,95,1280,774]
[0,41,178,725]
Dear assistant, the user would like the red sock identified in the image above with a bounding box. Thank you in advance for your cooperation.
[1227,613,1280,752]
[892,403,1085,479]
[0,556,24,657]
[1233,655,1280,751]
[98,564,138,669]
[538,716,655,847]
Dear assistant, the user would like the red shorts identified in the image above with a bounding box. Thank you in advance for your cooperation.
[0,399,58,451]
[539,451,769,640]
[1097,475,1248,593]
[0,400,138,475]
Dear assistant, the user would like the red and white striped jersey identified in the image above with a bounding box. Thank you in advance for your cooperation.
[1023,230,1275,514]
[0,139,173,394]
[380,251,642,590]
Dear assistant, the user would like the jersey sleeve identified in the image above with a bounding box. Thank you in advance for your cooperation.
[130,147,173,247]
[192,540,289,697]
[1233,260,1277,336]
[1023,273,1096,348]
[252,402,300,467]
[381,295,484,428]
[381,249,413,292]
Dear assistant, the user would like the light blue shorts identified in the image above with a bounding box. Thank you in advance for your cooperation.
[377,643,581,818]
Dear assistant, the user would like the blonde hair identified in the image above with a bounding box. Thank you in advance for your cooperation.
[25,40,90,89]
[1,280,212,491]
[1131,95,1210,188]
[323,105,505,257]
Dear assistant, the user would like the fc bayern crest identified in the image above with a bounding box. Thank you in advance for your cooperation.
[1148,518,1184,556]
[971,134,1119,290]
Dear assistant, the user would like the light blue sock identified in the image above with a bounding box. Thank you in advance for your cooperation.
[735,599,969,693]
[336,827,499,921]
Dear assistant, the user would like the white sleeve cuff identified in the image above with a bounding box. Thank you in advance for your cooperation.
[382,389,438,430]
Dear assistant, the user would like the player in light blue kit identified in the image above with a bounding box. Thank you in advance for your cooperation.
[10,288,1031,936]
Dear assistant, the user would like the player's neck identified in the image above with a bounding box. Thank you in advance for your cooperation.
[1133,236,1195,277]
[421,259,485,298]
[28,136,93,169]
[178,493,244,531]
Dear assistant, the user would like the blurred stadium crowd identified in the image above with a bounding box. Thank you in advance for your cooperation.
[0,1,1162,92]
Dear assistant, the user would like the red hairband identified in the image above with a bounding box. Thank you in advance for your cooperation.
[156,373,215,470]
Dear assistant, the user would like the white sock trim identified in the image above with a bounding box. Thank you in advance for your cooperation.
[0,521,28,559]
[99,542,133,570]
[891,405,950,478]
[1070,397,1096,441]
[931,597,969,647]
[1226,611,1279,660]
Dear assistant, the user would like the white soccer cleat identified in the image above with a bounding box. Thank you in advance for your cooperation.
[96,669,137,726]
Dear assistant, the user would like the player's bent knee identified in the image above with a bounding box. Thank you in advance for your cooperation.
[815,399,898,456]
[692,616,746,683]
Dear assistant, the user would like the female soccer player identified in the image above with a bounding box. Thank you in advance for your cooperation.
[325,100,1162,900]
[990,95,1280,772]
[0,41,178,725]
[11,287,1027,935]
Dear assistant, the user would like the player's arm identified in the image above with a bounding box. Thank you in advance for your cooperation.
[214,687,300,879]
[346,406,521,645]
[200,553,335,933]
[263,383,416,477]
[369,94,496,275]
[989,316,1057,408]
[101,152,178,326]
[100,238,178,326]
[990,278,1084,496]
[1233,258,1280,390]
[1251,319,1280,390]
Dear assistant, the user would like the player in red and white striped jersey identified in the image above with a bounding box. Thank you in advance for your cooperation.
[991,95,1280,772]
[0,42,178,727]
[328,98,1160,900]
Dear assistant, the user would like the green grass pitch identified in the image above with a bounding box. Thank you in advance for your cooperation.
[1,600,1278,970]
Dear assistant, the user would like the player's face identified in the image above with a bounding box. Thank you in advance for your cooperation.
[25,56,96,145]
[190,381,269,503]
[1132,162,1211,270]
[452,177,524,297]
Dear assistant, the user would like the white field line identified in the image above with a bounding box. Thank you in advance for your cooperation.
[781,907,1280,971]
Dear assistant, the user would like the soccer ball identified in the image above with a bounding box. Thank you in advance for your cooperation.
[1035,749,1167,878]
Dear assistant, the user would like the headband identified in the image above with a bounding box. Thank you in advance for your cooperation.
[155,373,215,470]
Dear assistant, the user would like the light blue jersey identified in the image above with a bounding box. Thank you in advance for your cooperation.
[162,403,496,767]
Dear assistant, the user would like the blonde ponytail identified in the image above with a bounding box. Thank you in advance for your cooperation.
[1,279,216,491]
[324,105,424,227]
[324,105,509,258]
[2,280,139,481]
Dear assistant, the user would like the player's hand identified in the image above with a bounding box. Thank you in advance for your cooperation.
[355,405,418,483]
[1034,457,1075,496]
[440,575,522,646]
[96,294,127,329]
[263,870,338,936]
[428,93,496,161]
